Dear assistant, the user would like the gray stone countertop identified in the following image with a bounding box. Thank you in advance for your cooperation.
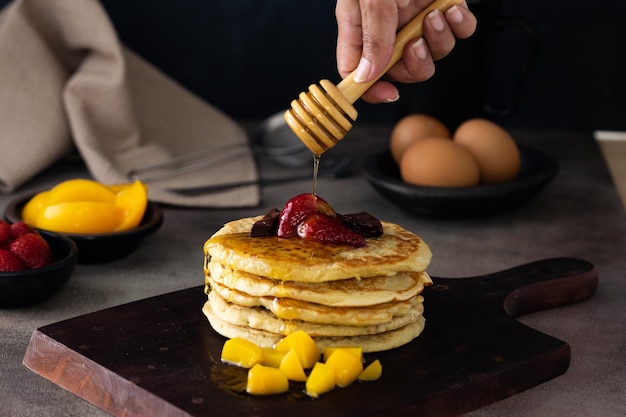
[1,124,624,416]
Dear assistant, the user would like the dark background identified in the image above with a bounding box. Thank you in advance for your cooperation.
[3,0,624,131]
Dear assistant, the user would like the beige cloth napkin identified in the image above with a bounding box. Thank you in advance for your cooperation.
[0,0,260,207]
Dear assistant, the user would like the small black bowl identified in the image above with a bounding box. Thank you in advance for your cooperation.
[363,146,559,217]
[0,230,78,308]
[4,194,163,264]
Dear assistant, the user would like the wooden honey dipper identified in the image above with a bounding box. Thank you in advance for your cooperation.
[284,0,463,155]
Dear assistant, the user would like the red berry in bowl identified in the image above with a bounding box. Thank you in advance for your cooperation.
[0,249,26,272]
[9,233,53,270]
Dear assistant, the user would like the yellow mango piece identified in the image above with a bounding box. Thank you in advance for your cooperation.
[323,346,363,362]
[260,347,285,368]
[113,180,148,232]
[305,362,335,398]
[274,330,319,369]
[35,201,121,234]
[22,191,50,226]
[279,349,308,382]
[47,179,116,205]
[325,348,364,388]
[246,364,289,395]
[220,337,262,368]
[358,359,382,381]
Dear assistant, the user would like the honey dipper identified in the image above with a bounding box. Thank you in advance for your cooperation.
[284,0,463,155]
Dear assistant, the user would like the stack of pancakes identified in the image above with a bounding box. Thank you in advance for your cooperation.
[203,216,432,353]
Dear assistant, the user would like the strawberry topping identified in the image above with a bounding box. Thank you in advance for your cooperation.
[252,194,382,247]
[297,214,366,247]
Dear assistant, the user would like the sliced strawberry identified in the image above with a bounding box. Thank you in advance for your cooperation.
[9,233,52,269]
[277,194,336,237]
[297,214,366,247]
[0,221,13,248]
[10,221,36,238]
[0,249,26,272]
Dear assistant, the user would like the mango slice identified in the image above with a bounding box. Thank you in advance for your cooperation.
[359,359,382,381]
[22,179,148,234]
[35,201,122,234]
[323,346,363,362]
[325,348,364,387]
[114,180,148,231]
[220,337,262,368]
[305,362,335,398]
[274,330,319,369]
[279,349,308,382]
[246,364,289,395]
[46,178,116,204]
[260,347,285,368]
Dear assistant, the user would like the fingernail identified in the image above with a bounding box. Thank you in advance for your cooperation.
[353,57,373,83]
[428,9,445,32]
[386,93,400,103]
[446,5,464,24]
[412,38,428,60]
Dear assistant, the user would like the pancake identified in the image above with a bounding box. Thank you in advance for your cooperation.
[203,214,432,353]
[205,217,432,282]
[203,298,426,353]
[206,259,432,307]
[207,275,421,326]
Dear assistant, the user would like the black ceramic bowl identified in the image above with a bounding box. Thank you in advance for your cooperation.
[0,230,78,308]
[363,146,559,217]
[4,193,163,264]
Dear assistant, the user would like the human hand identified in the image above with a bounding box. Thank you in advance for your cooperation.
[335,0,477,104]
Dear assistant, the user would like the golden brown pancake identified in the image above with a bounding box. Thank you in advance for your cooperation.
[203,297,426,353]
[205,217,432,282]
[203,215,432,352]
[206,259,432,307]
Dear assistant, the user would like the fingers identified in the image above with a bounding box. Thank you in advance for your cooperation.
[336,0,401,82]
[336,0,478,104]
[365,1,477,103]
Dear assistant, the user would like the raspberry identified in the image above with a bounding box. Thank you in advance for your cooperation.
[9,233,52,269]
[10,221,36,238]
[0,249,26,272]
[0,221,13,248]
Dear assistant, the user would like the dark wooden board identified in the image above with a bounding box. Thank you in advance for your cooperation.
[23,257,598,417]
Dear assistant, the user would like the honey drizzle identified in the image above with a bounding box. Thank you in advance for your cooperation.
[312,154,321,196]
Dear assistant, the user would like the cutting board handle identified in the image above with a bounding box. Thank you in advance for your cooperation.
[498,257,599,317]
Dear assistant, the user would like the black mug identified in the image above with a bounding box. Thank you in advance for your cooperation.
[395,0,538,129]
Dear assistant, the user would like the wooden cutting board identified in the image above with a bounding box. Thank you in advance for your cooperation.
[23,257,598,417]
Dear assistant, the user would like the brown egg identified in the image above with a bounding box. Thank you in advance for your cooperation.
[453,118,521,183]
[390,114,451,163]
[400,137,480,187]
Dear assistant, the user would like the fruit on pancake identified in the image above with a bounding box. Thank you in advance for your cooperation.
[0,221,52,272]
[297,214,366,247]
[277,193,336,237]
[267,193,381,247]
[22,179,148,234]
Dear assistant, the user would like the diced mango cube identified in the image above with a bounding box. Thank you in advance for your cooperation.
[274,330,319,369]
[220,337,262,368]
[305,362,335,398]
[279,349,308,382]
[246,364,289,395]
[325,348,364,388]
[358,359,382,381]
[260,347,285,368]
[323,346,363,362]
